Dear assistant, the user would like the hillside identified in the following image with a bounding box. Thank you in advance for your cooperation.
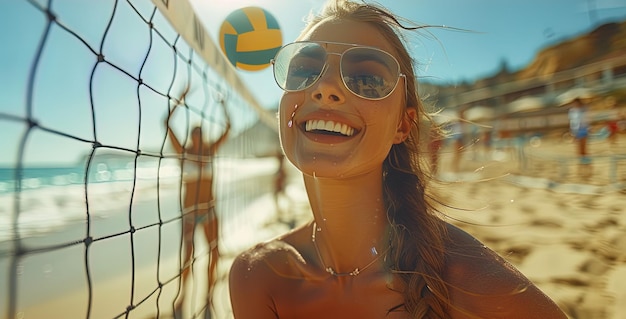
[517,20,626,79]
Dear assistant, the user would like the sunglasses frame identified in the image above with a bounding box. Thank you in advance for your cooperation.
[271,41,406,101]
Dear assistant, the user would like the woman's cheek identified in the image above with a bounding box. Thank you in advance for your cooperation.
[278,93,304,162]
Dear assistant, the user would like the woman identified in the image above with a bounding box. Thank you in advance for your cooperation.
[229,1,567,318]
[165,95,230,318]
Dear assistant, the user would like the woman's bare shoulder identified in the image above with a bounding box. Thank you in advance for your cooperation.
[443,223,528,293]
[229,223,315,285]
[443,223,567,318]
[229,224,316,318]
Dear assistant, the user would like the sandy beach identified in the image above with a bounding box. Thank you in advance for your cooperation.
[438,174,626,319]
[434,133,626,319]
[2,135,625,319]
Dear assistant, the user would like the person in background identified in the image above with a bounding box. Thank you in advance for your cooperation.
[229,1,567,318]
[607,118,618,145]
[567,97,591,177]
[166,89,230,319]
[448,118,464,173]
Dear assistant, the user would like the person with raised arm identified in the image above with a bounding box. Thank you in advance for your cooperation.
[165,89,230,319]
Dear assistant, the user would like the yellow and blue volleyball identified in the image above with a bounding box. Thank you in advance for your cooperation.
[219,7,282,71]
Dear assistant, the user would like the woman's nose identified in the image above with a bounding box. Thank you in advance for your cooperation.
[310,58,346,104]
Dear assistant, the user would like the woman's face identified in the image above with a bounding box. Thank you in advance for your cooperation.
[278,18,411,179]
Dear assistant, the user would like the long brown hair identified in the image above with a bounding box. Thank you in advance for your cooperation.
[300,1,450,317]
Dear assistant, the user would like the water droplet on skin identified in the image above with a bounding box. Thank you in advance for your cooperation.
[288,104,298,128]
[316,226,322,232]
[510,199,515,203]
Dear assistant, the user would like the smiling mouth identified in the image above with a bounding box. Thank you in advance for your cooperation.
[304,119,356,137]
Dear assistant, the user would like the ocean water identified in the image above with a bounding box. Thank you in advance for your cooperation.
[0,166,86,193]
[0,158,182,244]
[0,157,279,245]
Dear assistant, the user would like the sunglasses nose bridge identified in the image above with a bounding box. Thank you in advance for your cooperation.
[309,52,348,103]
[317,52,343,83]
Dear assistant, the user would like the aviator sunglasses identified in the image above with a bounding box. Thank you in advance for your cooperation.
[272,41,406,100]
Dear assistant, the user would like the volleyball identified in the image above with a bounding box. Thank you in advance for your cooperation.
[219,7,282,71]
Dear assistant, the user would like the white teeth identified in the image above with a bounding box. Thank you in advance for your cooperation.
[305,120,355,136]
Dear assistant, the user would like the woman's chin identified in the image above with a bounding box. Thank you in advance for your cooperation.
[293,157,351,179]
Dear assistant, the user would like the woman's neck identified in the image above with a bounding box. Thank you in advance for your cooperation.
[303,169,390,275]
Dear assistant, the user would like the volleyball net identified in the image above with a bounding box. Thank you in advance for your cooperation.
[0,1,286,318]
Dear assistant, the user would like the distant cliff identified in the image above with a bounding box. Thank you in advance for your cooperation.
[517,20,626,79]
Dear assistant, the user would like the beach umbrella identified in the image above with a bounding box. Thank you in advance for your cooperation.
[507,96,545,114]
[556,87,595,106]
[464,106,495,122]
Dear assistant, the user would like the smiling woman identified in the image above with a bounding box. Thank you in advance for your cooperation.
[228,1,569,318]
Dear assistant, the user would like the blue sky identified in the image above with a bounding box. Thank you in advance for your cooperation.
[1,0,625,166]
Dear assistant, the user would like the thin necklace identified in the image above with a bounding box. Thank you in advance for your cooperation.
[311,222,389,277]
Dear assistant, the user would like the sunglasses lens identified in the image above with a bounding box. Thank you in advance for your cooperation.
[341,47,400,99]
[273,42,401,100]
[274,42,326,91]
